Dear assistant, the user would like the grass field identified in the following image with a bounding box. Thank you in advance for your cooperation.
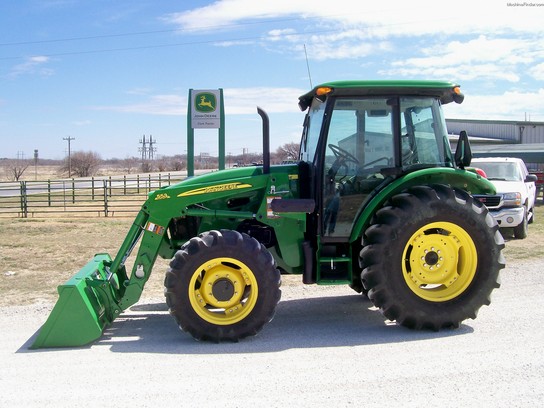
[1,205,543,307]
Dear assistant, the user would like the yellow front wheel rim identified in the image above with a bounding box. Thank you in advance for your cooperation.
[402,222,478,302]
[188,257,258,325]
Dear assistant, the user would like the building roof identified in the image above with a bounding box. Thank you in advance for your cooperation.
[471,143,544,163]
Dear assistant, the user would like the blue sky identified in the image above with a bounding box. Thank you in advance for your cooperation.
[1,0,543,160]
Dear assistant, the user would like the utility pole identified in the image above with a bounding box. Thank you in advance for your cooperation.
[63,136,75,177]
[139,135,148,161]
[148,135,156,160]
[34,149,38,181]
[139,134,157,161]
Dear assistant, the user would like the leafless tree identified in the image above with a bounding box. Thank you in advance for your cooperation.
[156,156,169,172]
[169,155,184,171]
[2,159,30,181]
[59,151,101,178]
[141,160,153,173]
[275,142,299,162]
[121,156,139,174]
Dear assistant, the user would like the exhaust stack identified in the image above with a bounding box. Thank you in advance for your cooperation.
[257,107,270,174]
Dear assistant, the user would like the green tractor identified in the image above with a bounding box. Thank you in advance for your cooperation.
[32,80,505,348]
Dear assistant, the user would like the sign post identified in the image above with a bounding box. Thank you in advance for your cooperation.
[187,89,225,177]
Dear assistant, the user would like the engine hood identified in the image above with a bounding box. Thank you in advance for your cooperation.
[487,179,526,195]
[180,166,266,187]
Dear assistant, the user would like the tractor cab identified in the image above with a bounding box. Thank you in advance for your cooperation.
[296,81,466,283]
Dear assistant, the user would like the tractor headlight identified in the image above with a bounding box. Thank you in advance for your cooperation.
[502,192,521,206]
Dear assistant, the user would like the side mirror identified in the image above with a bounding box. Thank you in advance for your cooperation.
[454,130,472,169]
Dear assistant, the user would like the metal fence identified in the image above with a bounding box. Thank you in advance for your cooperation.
[0,172,186,218]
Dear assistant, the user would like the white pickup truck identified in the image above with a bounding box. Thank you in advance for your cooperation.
[471,157,537,239]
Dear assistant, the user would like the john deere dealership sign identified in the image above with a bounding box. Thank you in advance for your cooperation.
[186,88,226,177]
[190,89,221,129]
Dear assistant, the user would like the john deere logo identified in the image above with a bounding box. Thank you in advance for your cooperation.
[195,92,216,113]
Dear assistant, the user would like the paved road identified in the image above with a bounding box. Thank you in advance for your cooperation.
[0,169,215,198]
[2,259,543,407]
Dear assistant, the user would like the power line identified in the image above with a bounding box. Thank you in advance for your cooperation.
[0,11,455,61]
[0,13,351,48]
[0,28,180,47]
[0,28,342,61]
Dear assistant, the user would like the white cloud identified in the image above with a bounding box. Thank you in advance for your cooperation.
[530,63,544,81]
[383,64,521,83]
[162,1,544,68]
[224,87,305,114]
[381,35,539,82]
[92,94,186,115]
[164,1,544,36]
[267,28,297,42]
[444,88,544,122]
[72,120,92,126]
[214,39,255,47]
[91,87,305,116]
[9,56,53,78]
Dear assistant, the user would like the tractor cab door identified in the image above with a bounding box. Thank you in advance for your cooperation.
[299,96,396,283]
[320,97,395,238]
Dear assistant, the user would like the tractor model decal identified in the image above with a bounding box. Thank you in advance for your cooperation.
[177,182,253,197]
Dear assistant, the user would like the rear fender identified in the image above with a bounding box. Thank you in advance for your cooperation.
[349,167,496,242]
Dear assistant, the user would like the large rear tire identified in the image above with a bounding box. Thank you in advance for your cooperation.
[164,230,281,341]
[360,184,504,330]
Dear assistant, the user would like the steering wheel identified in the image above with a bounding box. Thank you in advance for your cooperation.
[328,144,359,165]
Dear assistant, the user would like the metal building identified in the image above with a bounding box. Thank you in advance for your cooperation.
[446,119,544,168]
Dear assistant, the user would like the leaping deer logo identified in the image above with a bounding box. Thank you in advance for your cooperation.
[194,92,217,113]
[198,95,214,110]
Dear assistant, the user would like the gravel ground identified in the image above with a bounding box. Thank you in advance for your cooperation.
[1,259,544,408]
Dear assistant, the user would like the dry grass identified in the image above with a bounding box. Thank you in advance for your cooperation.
[501,203,544,260]
[0,217,169,306]
[1,164,129,182]
[1,204,543,307]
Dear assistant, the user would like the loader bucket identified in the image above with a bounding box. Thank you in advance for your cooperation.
[31,253,121,349]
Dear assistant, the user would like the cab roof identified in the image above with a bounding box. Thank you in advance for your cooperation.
[298,80,464,111]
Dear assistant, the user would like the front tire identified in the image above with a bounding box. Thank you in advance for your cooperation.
[360,185,504,330]
[164,230,281,341]
[513,207,528,239]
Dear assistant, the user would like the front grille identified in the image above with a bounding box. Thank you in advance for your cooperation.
[473,194,501,208]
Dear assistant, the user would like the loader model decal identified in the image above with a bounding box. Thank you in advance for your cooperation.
[154,193,171,201]
[178,182,253,197]
[195,93,216,113]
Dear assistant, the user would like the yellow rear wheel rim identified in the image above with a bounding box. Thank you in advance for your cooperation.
[188,257,258,325]
[402,222,477,302]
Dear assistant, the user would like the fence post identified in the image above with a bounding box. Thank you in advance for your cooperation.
[47,180,51,206]
[137,174,140,194]
[108,176,112,197]
[71,178,76,204]
[123,175,127,195]
[103,180,109,217]
[92,177,95,200]
[63,181,67,211]
[19,181,28,218]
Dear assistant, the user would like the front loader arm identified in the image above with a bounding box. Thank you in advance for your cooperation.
[32,169,271,348]
[111,171,272,310]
